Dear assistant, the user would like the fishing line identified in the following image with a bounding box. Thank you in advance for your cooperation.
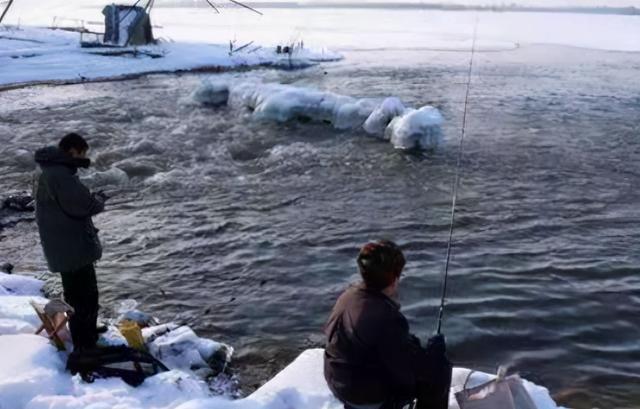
[436,16,478,335]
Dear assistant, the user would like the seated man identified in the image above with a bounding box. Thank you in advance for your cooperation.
[324,240,452,409]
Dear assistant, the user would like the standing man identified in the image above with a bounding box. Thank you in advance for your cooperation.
[324,240,452,409]
[35,133,107,351]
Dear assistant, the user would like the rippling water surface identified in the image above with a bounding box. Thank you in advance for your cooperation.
[1,25,640,409]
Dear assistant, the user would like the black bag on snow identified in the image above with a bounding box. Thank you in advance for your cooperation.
[66,345,169,387]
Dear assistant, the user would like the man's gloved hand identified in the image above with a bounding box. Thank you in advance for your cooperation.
[94,190,109,202]
[409,334,422,348]
[425,334,446,357]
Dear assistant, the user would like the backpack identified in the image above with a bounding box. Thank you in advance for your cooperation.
[67,345,169,387]
[455,368,537,409]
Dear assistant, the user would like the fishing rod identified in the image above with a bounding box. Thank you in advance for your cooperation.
[117,0,145,27]
[0,0,14,24]
[204,0,220,14]
[202,0,262,16]
[96,187,147,210]
[226,0,263,16]
[436,17,478,335]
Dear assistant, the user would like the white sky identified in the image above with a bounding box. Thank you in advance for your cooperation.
[296,0,640,5]
[190,0,640,6]
[7,0,640,7]
[258,0,640,7]
[4,0,639,29]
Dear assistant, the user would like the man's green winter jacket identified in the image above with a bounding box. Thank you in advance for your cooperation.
[34,146,104,273]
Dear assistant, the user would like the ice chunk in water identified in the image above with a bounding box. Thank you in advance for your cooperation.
[363,97,406,137]
[252,85,325,122]
[81,167,129,188]
[385,106,444,150]
[333,98,378,130]
[227,80,263,110]
[191,80,229,106]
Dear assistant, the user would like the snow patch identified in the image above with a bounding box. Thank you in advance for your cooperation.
[0,272,44,296]
[0,26,343,88]
[0,335,68,409]
[0,295,50,328]
[0,318,36,335]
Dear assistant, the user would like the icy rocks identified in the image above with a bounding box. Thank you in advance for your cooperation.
[219,81,376,130]
[333,99,378,130]
[145,325,233,377]
[385,106,444,150]
[0,192,35,233]
[194,80,444,150]
[363,97,406,136]
[2,193,35,212]
[192,81,229,106]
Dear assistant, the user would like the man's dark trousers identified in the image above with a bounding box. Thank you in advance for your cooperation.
[60,264,99,350]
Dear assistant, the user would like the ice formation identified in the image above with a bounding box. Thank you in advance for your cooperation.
[385,106,444,150]
[192,81,230,106]
[226,81,378,130]
[362,97,406,136]
[194,80,444,150]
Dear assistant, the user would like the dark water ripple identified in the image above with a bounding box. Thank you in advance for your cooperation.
[1,44,639,408]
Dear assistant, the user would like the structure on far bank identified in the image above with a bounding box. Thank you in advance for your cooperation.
[0,0,261,49]
[102,4,154,47]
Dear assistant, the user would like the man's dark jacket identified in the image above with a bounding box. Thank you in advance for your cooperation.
[324,283,426,405]
[35,146,104,273]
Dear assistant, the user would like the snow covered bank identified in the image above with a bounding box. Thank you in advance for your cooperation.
[0,271,564,409]
[0,26,342,89]
[193,81,444,150]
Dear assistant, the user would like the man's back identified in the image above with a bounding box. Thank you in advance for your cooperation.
[35,146,103,273]
[324,284,420,406]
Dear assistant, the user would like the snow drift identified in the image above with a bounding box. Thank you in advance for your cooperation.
[0,271,564,409]
[193,81,444,150]
[0,26,343,89]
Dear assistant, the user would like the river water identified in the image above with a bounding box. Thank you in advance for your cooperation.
[1,8,640,409]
